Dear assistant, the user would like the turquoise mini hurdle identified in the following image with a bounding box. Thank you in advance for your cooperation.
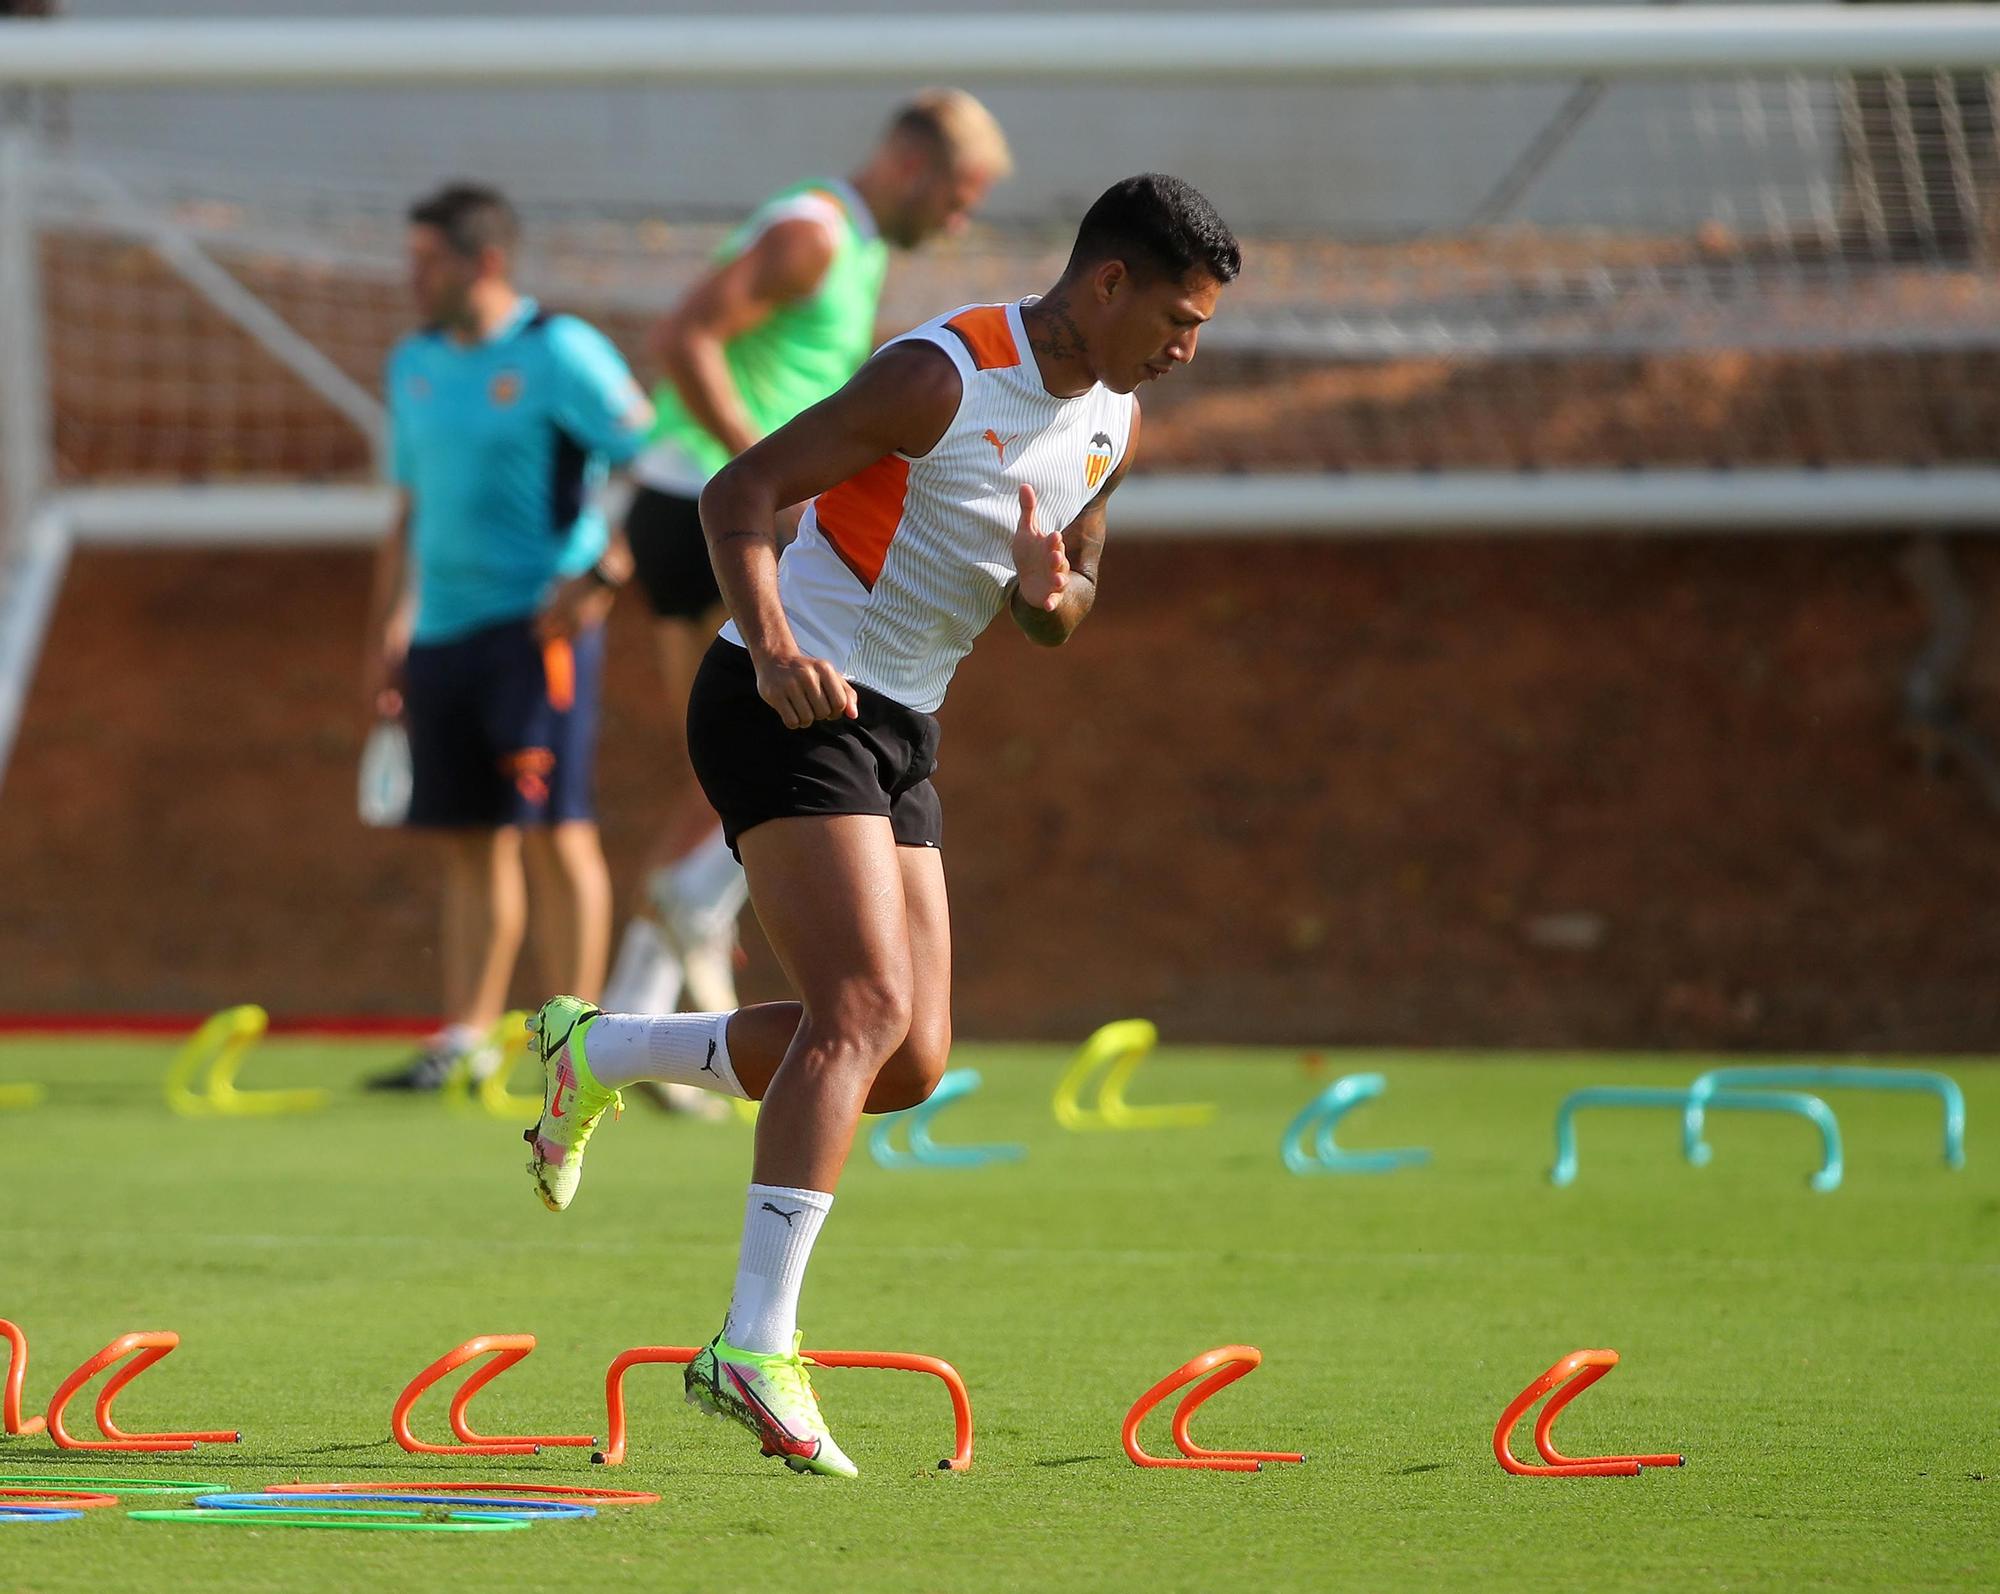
[1682,1065,1965,1171]
[868,1068,1025,1170]
[1551,1085,1844,1191]
[1281,1073,1430,1175]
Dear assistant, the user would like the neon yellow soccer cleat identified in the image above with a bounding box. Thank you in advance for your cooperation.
[684,1332,858,1479]
[521,996,619,1213]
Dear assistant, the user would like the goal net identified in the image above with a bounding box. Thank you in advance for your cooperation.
[21,59,2000,491]
[8,7,2000,775]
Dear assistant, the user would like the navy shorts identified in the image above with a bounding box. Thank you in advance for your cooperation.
[686,637,942,857]
[402,616,604,829]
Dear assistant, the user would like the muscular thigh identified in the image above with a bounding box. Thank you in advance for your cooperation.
[898,845,951,1052]
[739,813,913,1016]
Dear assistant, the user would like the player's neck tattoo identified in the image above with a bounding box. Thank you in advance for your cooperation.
[1025,288,1089,377]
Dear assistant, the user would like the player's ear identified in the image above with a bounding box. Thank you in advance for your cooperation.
[1094,259,1128,305]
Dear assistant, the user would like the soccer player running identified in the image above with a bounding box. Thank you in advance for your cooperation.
[525,176,1239,1477]
[363,183,654,1090]
[603,91,1013,1044]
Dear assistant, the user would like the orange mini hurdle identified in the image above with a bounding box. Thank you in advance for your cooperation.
[391,1334,596,1456]
[1493,1348,1684,1477]
[2,1321,43,1437]
[594,1346,974,1472]
[1123,1345,1305,1473]
[45,1331,239,1452]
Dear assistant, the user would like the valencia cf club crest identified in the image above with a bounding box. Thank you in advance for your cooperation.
[489,370,523,407]
[1083,431,1115,491]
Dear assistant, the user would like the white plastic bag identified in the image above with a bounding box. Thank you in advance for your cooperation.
[357,718,413,828]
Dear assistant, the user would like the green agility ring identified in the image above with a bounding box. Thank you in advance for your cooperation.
[0,1474,225,1495]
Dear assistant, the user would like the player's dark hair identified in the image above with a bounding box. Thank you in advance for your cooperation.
[407,182,519,260]
[1065,173,1240,286]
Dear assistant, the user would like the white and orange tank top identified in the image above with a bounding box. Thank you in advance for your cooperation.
[719,298,1137,715]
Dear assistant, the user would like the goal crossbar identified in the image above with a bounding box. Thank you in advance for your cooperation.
[4,8,2000,86]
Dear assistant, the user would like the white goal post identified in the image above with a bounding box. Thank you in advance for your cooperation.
[7,6,2000,783]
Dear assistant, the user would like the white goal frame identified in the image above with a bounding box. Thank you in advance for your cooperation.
[6,6,2000,785]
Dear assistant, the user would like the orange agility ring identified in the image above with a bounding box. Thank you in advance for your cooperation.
[595,1346,974,1472]
[1493,1348,1684,1477]
[0,1489,119,1508]
[46,1332,240,1453]
[1123,1345,1305,1473]
[2,1321,44,1438]
[391,1335,595,1456]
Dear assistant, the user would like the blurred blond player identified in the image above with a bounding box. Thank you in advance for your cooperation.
[603,92,1012,1075]
[526,175,1241,1475]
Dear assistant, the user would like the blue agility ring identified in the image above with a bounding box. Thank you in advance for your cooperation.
[0,1506,84,1522]
[1280,1073,1430,1175]
[196,1492,594,1520]
[869,1068,1026,1169]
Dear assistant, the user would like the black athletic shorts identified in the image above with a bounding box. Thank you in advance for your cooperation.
[625,484,723,621]
[686,636,943,857]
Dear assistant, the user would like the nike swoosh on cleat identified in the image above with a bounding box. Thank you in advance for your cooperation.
[723,1364,820,1459]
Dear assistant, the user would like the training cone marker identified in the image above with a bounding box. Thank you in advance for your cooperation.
[1053,1019,1215,1131]
[163,1005,328,1118]
[1493,1348,1684,1477]
[1280,1073,1430,1175]
[1123,1346,1304,1473]
[869,1068,1026,1169]
[596,1345,973,1472]
[392,1334,595,1456]
[45,1331,239,1452]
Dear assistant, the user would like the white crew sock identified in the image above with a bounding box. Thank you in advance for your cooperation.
[601,918,685,1015]
[437,1022,481,1057]
[582,1009,747,1098]
[725,1183,834,1355]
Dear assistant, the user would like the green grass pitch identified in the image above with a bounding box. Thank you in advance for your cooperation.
[2,1039,1994,1591]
